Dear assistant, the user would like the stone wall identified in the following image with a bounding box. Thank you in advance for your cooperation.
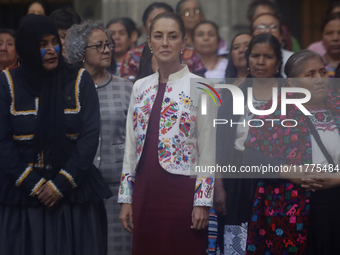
[75,0,252,48]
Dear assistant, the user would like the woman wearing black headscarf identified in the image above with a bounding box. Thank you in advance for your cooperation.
[0,14,111,255]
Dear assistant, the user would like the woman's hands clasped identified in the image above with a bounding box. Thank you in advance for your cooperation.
[281,164,340,191]
[36,184,61,207]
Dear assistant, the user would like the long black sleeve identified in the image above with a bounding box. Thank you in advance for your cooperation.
[0,73,44,196]
[51,70,101,196]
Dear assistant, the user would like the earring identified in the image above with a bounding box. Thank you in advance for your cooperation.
[276,69,279,73]
[181,51,183,54]
[247,68,250,71]
[151,50,153,54]
[82,59,85,63]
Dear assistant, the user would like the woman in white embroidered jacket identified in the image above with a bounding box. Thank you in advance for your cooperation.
[118,12,216,255]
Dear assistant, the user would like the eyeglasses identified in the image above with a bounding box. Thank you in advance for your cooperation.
[85,42,115,53]
[254,24,279,33]
[181,8,201,17]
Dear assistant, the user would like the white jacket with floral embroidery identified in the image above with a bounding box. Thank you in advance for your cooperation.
[117,65,216,207]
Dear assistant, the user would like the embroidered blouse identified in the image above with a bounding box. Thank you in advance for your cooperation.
[308,107,340,166]
[118,65,216,207]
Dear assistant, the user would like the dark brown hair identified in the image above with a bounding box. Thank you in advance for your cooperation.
[192,20,220,43]
[245,33,282,77]
[149,12,186,39]
[322,12,340,32]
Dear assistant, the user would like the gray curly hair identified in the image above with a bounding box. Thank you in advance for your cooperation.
[65,20,113,64]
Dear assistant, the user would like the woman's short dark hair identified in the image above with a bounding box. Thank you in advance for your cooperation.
[322,12,340,32]
[0,29,17,40]
[49,8,82,30]
[24,1,49,16]
[142,2,174,26]
[246,0,279,22]
[192,20,220,43]
[176,0,202,15]
[285,50,324,78]
[326,1,340,16]
[149,12,186,39]
[225,33,252,80]
[106,17,139,38]
[245,33,282,77]
[251,13,283,35]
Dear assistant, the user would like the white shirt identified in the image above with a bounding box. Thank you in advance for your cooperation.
[281,49,294,78]
[204,58,228,80]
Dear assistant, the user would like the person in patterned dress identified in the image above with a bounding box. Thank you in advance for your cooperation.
[245,50,340,254]
[216,33,283,255]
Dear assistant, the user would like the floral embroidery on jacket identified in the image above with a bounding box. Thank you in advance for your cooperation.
[119,173,134,196]
[160,98,179,135]
[118,66,215,207]
[194,177,214,202]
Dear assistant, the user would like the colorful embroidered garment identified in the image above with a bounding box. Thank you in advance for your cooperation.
[118,66,216,207]
[324,62,336,78]
[308,107,337,131]
[244,91,340,255]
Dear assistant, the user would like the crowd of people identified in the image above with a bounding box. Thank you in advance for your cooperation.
[1,0,340,255]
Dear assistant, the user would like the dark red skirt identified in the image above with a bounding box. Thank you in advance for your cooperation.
[131,82,206,255]
[132,160,206,255]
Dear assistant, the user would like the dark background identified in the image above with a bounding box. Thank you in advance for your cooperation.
[0,0,73,30]
[0,0,338,49]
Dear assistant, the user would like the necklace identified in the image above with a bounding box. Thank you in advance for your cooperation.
[95,72,112,88]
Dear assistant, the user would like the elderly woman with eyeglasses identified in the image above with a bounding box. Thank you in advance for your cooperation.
[65,20,133,255]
